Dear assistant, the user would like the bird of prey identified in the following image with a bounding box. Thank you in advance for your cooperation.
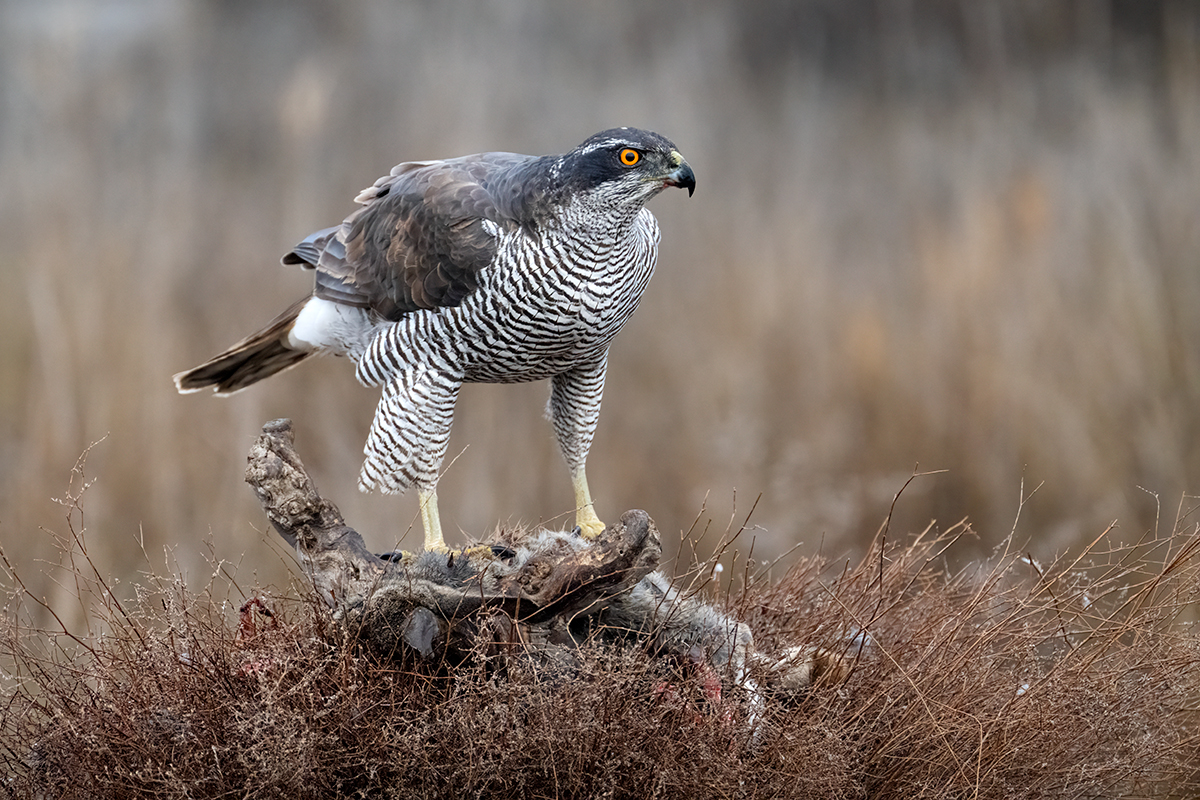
[175,128,695,552]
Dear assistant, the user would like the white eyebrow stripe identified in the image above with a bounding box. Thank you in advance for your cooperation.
[575,138,631,155]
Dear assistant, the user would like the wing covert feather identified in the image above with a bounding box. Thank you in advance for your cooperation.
[288,152,534,320]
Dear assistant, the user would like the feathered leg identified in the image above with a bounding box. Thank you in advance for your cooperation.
[548,355,608,539]
[359,366,463,551]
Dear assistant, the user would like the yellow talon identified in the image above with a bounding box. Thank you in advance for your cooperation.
[576,511,606,540]
[571,468,606,539]
[418,488,446,551]
[414,492,500,560]
[460,543,501,561]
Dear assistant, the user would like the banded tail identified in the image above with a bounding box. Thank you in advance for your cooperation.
[174,297,314,395]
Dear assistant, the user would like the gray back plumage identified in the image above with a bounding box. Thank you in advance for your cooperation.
[280,128,683,324]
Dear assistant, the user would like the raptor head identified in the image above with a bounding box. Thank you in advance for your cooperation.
[558,127,696,205]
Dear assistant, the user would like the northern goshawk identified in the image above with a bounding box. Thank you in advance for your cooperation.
[175,128,695,551]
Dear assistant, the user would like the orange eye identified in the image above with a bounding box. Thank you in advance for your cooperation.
[619,148,640,166]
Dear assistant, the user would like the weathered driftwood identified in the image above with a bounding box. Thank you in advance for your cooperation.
[245,420,672,655]
[245,419,851,690]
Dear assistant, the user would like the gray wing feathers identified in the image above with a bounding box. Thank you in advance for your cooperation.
[281,226,341,269]
[288,152,541,321]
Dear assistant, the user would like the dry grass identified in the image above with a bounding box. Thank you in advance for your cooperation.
[3,462,1199,798]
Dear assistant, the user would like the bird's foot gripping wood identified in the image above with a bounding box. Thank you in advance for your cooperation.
[378,543,505,566]
[575,506,606,540]
[571,467,606,540]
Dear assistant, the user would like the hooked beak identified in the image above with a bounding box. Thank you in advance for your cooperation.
[664,152,696,196]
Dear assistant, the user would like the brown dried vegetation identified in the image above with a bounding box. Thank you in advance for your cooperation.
[3,462,1198,799]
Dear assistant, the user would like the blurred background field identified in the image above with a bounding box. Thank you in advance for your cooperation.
[2,0,1200,611]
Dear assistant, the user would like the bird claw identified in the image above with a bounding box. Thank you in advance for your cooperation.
[421,543,502,562]
[459,543,503,561]
[377,544,502,565]
[576,516,606,541]
[490,543,517,560]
